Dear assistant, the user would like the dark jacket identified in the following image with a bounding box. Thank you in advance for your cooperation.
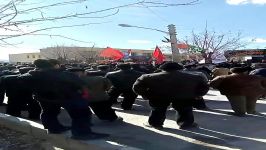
[105,69,143,91]
[0,74,33,101]
[133,70,209,100]
[20,69,86,102]
[81,76,111,102]
[210,74,266,97]
[250,68,266,77]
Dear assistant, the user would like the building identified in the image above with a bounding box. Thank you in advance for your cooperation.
[224,49,266,63]
[40,46,156,63]
[9,46,175,64]
[9,52,42,64]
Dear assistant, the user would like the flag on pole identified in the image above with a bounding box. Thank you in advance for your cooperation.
[152,46,165,64]
[99,47,124,60]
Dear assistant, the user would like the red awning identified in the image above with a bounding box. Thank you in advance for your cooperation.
[176,43,189,49]
[99,47,124,60]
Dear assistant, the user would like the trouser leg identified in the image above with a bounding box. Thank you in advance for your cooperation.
[90,101,118,121]
[121,91,138,110]
[148,100,170,127]
[192,97,207,110]
[63,96,92,136]
[246,96,259,114]
[39,101,62,130]
[108,88,121,105]
[226,95,246,116]
[0,91,4,106]
[172,100,194,127]
[6,97,24,117]
[27,98,41,120]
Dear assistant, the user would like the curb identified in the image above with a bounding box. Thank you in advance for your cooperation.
[0,113,141,150]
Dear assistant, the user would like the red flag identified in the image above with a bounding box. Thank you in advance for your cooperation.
[152,46,165,64]
[99,47,124,60]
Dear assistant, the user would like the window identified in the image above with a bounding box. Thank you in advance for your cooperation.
[32,55,35,58]
[38,55,41,58]
[27,55,30,58]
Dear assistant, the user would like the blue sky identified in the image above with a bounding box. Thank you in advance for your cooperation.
[1,0,266,60]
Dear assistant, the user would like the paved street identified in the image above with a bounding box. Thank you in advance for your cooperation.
[1,90,266,150]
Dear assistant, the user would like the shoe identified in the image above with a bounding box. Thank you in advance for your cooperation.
[143,122,163,130]
[232,112,246,117]
[109,116,123,122]
[71,132,109,140]
[28,115,40,121]
[194,106,211,111]
[0,103,7,106]
[121,107,132,110]
[28,117,40,121]
[47,126,71,134]
[179,123,198,130]
[247,111,263,115]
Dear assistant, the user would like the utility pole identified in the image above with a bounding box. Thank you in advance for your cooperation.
[168,24,180,62]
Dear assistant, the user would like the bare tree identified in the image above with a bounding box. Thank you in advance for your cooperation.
[41,45,71,63]
[0,0,199,46]
[75,44,101,63]
[183,26,246,63]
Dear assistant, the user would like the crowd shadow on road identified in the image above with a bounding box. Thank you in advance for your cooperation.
[2,95,266,150]
[113,97,266,150]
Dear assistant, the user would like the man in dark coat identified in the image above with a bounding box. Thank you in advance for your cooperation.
[0,67,41,119]
[21,59,108,140]
[133,62,209,129]
[67,67,122,122]
[105,63,143,110]
[183,65,210,110]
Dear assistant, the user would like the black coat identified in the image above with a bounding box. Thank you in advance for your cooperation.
[0,74,33,101]
[133,70,209,100]
[105,69,143,91]
[20,69,85,102]
[250,68,266,77]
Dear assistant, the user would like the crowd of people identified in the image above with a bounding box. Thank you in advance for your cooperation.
[0,59,266,140]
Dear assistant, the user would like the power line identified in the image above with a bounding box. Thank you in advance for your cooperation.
[143,4,170,24]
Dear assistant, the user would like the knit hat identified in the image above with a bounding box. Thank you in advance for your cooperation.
[117,63,131,70]
[33,59,53,69]
[66,67,85,72]
[97,65,109,70]
[19,67,35,74]
[48,59,60,66]
[230,67,250,73]
[159,62,184,71]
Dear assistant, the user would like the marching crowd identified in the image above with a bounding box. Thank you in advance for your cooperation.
[0,59,266,140]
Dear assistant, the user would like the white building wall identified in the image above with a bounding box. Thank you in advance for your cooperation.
[40,47,153,61]
[9,52,42,64]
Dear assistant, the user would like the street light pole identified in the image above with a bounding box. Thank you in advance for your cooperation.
[118,24,180,62]
[118,24,169,34]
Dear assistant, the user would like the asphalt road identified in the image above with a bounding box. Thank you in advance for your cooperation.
[1,90,266,150]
